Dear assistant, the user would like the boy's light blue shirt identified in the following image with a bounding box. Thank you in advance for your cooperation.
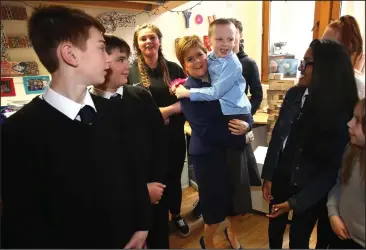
[190,51,252,115]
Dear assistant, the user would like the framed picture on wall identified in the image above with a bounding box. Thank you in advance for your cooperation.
[22,75,50,95]
[0,77,16,97]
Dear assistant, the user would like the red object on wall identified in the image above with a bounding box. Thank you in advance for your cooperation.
[0,77,16,97]
[203,35,212,51]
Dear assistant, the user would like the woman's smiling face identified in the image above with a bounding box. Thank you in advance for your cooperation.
[183,46,208,78]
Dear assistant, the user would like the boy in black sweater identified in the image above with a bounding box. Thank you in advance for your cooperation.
[1,6,151,248]
[90,34,170,248]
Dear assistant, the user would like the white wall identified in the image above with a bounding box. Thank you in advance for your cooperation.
[1,1,262,105]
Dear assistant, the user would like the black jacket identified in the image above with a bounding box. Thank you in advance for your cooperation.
[1,95,151,248]
[119,85,168,184]
[262,86,350,213]
[236,47,263,115]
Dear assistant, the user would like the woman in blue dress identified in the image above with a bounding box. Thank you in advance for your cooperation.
[173,35,255,249]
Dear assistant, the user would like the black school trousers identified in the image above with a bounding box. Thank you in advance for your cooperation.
[165,130,186,216]
[269,175,328,249]
[146,195,169,249]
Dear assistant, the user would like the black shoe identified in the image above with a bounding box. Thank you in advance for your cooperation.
[199,236,206,249]
[172,215,191,237]
[224,227,243,249]
[192,200,202,218]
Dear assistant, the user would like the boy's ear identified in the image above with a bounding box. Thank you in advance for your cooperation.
[59,42,79,67]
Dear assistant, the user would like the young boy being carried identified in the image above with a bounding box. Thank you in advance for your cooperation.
[175,18,253,134]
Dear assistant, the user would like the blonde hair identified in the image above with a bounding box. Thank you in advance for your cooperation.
[342,98,365,185]
[132,23,171,89]
[208,18,234,37]
[175,35,207,73]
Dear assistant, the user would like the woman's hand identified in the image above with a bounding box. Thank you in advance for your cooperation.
[266,201,291,219]
[175,85,190,99]
[159,102,181,121]
[228,119,250,135]
[246,131,255,143]
[329,215,351,240]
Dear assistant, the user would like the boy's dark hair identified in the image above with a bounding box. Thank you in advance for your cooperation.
[28,5,105,73]
[103,34,130,57]
[208,18,234,37]
[227,18,243,34]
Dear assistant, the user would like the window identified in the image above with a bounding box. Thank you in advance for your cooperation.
[268,1,315,80]
[261,1,342,82]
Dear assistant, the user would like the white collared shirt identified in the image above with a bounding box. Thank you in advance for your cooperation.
[89,86,123,99]
[282,88,308,149]
[42,86,96,121]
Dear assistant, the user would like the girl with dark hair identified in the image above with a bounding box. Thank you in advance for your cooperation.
[261,39,358,248]
[128,23,190,244]
[327,98,365,249]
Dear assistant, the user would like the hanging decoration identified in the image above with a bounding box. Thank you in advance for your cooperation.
[1,5,28,20]
[97,11,136,33]
[7,35,32,48]
[208,15,217,24]
[1,22,10,61]
[19,1,203,27]
[1,61,39,77]
[195,14,203,25]
[183,11,192,28]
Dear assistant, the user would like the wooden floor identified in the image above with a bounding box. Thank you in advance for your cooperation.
[169,187,317,249]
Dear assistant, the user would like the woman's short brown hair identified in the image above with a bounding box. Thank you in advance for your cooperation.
[175,35,207,71]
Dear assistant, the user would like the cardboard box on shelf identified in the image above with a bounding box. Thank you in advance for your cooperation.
[268,79,295,91]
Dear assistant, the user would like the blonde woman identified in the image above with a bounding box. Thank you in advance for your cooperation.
[174,35,252,249]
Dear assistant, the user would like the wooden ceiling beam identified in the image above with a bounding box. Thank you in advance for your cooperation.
[152,1,189,14]
[126,1,160,5]
[26,1,158,12]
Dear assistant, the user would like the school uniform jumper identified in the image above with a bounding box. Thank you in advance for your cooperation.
[90,85,170,248]
[1,88,151,248]
[128,60,187,217]
[262,86,351,249]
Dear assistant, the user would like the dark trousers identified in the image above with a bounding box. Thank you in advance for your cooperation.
[315,203,337,249]
[269,180,327,249]
[146,196,169,249]
[165,137,186,215]
[329,237,364,249]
